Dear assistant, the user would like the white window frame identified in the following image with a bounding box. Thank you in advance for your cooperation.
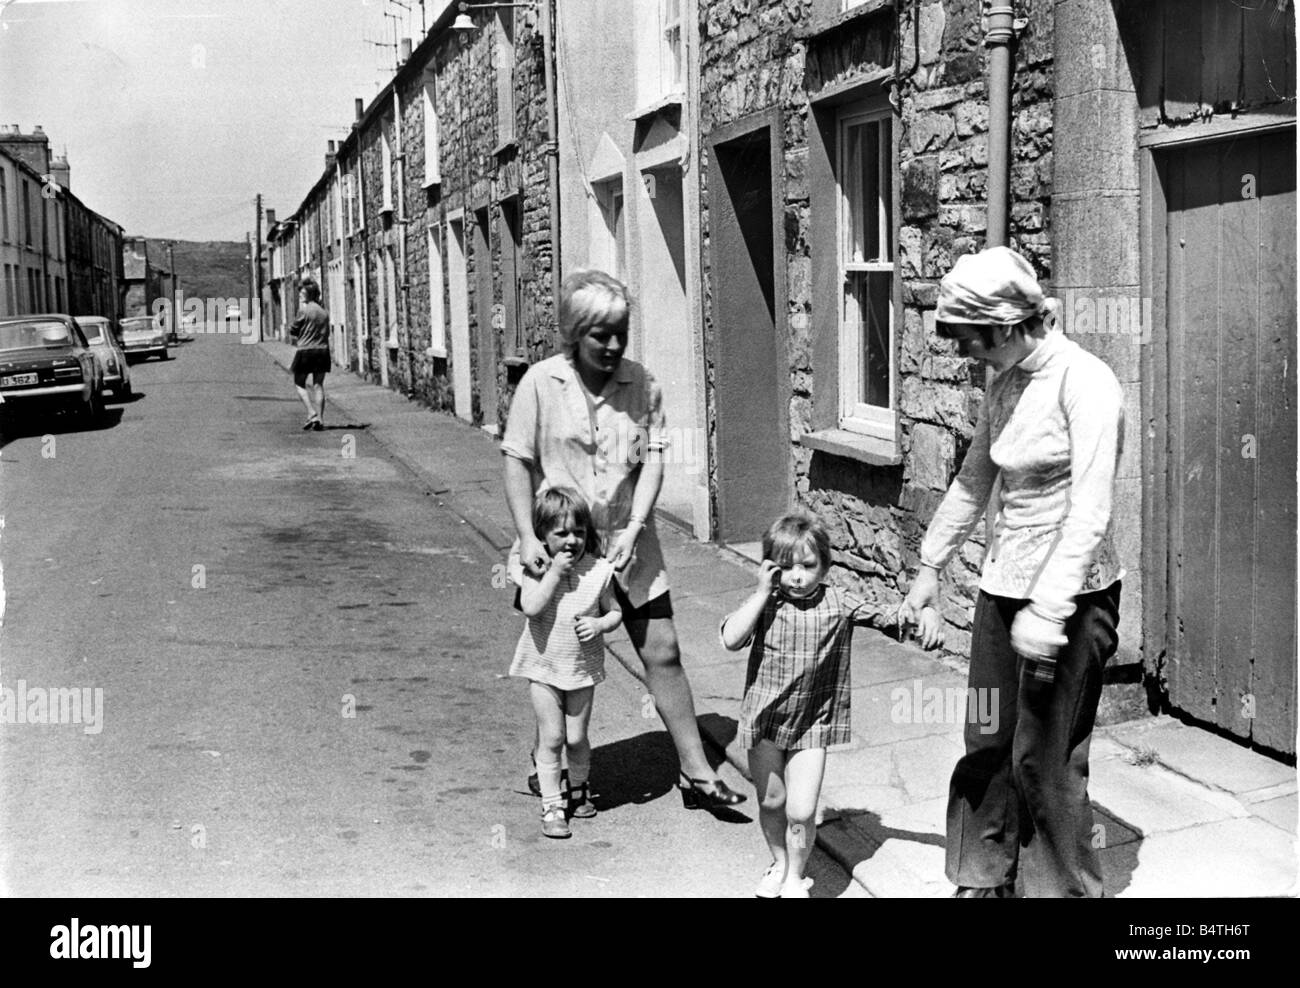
[384,247,398,344]
[591,179,626,282]
[381,129,395,213]
[333,173,344,245]
[661,0,684,96]
[837,101,896,441]
[495,11,516,145]
[422,85,441,187]
[427,222,446,356]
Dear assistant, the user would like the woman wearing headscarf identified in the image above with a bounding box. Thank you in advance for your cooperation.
[898,246,1125,898]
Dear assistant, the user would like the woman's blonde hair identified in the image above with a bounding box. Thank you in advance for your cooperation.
[558,269,630,351]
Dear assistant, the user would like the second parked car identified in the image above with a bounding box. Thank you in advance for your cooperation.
[120,314,170,362]
[77,315,132,399]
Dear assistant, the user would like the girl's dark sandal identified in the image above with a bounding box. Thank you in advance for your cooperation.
[678,772,746,810]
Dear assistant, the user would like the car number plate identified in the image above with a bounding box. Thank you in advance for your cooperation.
[2,373,39,386]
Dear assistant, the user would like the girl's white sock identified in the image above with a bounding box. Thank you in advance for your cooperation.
[535,754,564,807]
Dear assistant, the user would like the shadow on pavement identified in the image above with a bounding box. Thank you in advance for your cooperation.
[589,727,753,824]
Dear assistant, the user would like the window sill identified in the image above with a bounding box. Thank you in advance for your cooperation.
[425,345,447,359]
[422,175,441,190]
[799,428,901,466]
[625,92,686,123]
[796,0,893,40]
[493,140,519,158]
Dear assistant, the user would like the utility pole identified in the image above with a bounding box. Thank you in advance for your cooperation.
[167,241,179,341]
[254,193,264,342]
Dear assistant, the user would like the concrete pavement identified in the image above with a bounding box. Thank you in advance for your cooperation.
[260,341,1299,898]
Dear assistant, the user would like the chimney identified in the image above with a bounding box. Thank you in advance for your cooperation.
[0,124,51,173]
[50,153,70,192]
[265,208,277,227]
[326,139,337,169]
[355,98,365,121]
[399,37,412,64]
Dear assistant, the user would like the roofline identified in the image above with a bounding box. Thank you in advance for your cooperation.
[285,0,472,224]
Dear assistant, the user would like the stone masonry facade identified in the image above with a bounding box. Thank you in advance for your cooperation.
[285,3,554,433]
[699,0,1057,659]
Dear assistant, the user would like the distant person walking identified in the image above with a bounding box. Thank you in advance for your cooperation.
[289,279,331,431]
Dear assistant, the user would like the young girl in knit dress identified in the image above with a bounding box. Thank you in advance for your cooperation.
[722,511,938,897]
[510,487,623,839]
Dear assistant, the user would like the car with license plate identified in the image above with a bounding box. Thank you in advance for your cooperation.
[77,315,132,399]
[0,314,105,424]
[119,313,170,361]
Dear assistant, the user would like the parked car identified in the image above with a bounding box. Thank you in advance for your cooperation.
[0,314,104,424]
[120,314,169,361]
[76,315,132,399]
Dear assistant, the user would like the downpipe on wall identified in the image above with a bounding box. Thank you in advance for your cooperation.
[982,2,1025,247]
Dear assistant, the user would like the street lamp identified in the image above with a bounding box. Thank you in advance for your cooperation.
[451,1,535,32]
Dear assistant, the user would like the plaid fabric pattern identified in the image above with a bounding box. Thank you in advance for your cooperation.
[736,586,858,751]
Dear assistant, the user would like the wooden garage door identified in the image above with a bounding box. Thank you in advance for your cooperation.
[1161,128,1296,754]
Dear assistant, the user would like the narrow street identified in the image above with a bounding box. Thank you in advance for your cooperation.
[0,335,847,897]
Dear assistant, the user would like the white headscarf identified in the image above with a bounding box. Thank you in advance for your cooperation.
[936,246,1058,326]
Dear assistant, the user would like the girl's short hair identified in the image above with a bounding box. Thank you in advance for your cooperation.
[300,279,321,303]
[762,510,832,571]
[558,269,630,351]
[532,486,603,556]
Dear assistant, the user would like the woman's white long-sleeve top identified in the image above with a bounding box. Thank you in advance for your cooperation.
[919,329,1125,624]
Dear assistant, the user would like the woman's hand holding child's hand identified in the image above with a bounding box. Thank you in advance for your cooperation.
[519,533,550,576]
[573,615,600,642]
[914,605,944,650]
[606,527,640,572]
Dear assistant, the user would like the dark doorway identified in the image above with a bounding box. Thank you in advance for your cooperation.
[708,125,788,542]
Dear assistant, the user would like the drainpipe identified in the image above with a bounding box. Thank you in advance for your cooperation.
[982,3,1023,247]
[540,0,560,349]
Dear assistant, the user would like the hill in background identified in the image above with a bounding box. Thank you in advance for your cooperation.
[141,239,250,302]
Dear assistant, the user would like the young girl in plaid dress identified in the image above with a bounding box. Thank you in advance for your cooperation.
[722,511,937,897]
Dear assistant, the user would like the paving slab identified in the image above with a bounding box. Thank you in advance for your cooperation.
[850,676,971,747]
[850,631,952,687]
[1103,817,1298,897]
[1248,794,1298,836]
[1104,717,1297,795]
[1089,749,1247,836]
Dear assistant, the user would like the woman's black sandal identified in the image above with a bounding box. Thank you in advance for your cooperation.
[678,771,746,809]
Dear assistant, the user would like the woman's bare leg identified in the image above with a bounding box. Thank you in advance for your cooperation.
[624,614,717,781]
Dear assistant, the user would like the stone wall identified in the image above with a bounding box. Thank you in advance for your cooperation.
[699,0,1058,659]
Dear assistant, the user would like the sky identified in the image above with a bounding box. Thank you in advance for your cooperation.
[0,0,451,241]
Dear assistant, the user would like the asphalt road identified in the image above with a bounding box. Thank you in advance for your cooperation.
[0,335,852,897]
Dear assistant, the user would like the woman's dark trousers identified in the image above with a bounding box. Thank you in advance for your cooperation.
[945,583,1122,898]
